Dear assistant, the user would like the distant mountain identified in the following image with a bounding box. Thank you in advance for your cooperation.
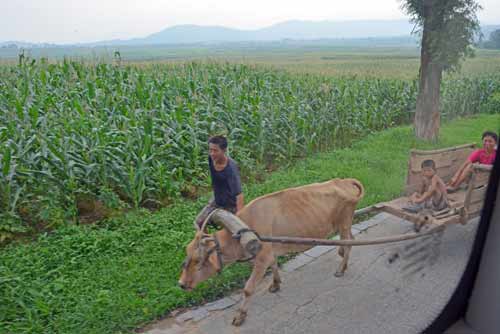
[89,25,250,46]
[2,20,498,47]
[481,25,500,40]
[89,20,416,46]
[144,25,252,44]
[256,20,416,40]
[86,20,499,46]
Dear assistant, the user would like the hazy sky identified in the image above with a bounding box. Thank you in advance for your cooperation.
[1,0,499,44]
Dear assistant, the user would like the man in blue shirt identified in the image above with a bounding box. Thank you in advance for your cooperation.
[195,135,244,227]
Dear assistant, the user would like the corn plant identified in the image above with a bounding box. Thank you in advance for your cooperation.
[0,58,498,237]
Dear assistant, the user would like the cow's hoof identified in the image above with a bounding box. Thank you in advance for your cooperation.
[268,283,280,293]
[334,271,344,278]
[232,311,247,326]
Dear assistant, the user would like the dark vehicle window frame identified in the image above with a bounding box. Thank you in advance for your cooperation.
[425,147,499,333]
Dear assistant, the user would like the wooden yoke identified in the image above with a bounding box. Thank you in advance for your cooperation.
[210,209,262,257]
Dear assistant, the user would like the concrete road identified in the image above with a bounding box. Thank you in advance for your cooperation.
[142,213,479,334]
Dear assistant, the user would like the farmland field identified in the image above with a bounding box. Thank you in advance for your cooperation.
[0,44,500,333]
[1,51,500,240]
[3,42,500,78]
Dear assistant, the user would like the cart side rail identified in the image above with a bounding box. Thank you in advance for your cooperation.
[461,164,493,222]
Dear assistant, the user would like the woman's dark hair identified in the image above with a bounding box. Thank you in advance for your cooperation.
[208,135,228,150]
[482,131,498,143]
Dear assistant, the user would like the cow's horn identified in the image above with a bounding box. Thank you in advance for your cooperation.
[197,210,218,233]
[210,209,262,257]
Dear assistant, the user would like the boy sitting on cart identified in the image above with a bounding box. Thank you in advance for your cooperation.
[404,159,449,214]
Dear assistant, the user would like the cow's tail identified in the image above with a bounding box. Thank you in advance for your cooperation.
[349,179,365,202]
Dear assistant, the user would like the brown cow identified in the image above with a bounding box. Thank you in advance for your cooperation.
[178,178,364,326]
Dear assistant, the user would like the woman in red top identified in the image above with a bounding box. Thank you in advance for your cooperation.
[447,131,497,192]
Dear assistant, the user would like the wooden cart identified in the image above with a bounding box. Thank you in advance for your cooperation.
[370,143,492,229]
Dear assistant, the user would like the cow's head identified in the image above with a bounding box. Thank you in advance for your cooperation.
[178,218,224,291]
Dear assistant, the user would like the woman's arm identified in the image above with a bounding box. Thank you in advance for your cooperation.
[449,160,472,186]
[450,149,481,186]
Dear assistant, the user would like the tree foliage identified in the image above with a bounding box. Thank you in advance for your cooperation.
[401,0,481,71]
[400,0,481,141]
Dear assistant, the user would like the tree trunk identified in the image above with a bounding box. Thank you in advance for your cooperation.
[415,0,443,141]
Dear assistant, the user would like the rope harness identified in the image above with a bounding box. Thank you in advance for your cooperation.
[199,210,225,274]
[206,234,224,274]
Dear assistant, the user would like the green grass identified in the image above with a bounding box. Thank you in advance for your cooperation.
[1,114,498,334]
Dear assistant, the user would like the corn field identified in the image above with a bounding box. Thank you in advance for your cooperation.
[0,58,499,240]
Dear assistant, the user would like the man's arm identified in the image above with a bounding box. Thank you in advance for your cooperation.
[228,161,243,212]
[236,193,244,213]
